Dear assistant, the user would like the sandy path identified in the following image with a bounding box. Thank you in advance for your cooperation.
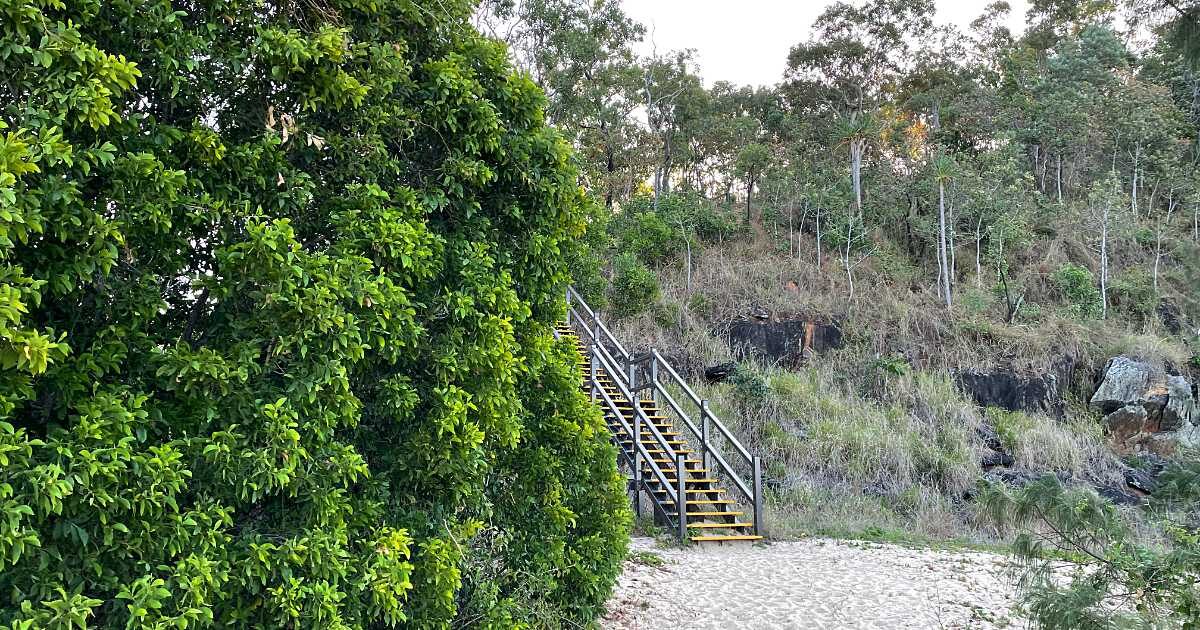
[602,537,1024,629]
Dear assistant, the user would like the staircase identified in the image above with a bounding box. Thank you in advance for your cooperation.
[556,287,764,544]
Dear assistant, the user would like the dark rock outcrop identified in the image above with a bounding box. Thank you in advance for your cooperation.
[956,370,1065,419]
[1123,468,1159,494]
[726,309,844,366]
[704,362,737,383]
[1157,298,1184,335]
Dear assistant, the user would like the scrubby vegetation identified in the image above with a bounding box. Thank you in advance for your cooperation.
[0,1,629,627]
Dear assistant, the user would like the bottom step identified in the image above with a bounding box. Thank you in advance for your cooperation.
[690,535,763,543]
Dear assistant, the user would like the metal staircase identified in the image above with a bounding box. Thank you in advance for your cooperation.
[555,287,765,544]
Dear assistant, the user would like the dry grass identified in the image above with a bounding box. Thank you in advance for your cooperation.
[599,224,1184,543]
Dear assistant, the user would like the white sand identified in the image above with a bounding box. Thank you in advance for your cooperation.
[602,537,1025,629]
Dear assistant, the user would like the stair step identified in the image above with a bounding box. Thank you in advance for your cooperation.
[690,535,763,543]
[652,488,727,495]
[687,521,755,529]
[686,499,735,505]
[667,511,744,518]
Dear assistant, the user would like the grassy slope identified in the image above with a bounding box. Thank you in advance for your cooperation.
[605,201,1199,544]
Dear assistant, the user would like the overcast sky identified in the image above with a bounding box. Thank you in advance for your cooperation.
[621,1,1030,88]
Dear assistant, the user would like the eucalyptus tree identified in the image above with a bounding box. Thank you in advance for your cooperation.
[932,154,957,308]
[641,50,705,210]
[475,0,647,208]
[735,143,772,223]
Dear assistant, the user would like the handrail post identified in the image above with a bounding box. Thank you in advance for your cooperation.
[590,345,599,402]
[753,455,764,537]
[676,453,688,543]
[701,400,711,472]
[633,404,642,519]
[565,286,572,326]
[649,349,659,404]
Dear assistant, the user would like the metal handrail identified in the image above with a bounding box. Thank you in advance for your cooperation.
[652,349,754,465]
[567,287,630,361]
[564,285,765,538]
[588,343,687,533]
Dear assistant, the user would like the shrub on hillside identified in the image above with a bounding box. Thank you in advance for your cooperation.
[611,192,741,264]
[1054,263,1103,319]
[610,253,659,317]
[0,2,627,627]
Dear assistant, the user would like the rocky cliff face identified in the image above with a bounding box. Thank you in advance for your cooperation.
[1090,356,1199,456]
[725,306,844,366]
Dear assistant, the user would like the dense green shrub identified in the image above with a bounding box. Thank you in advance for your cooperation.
[1053,263,1103,319]
[610,253,659,317]
[615,210,676,263]
[1110,268,1156,322]
[0,1,628,627]
[730,366,771,408]
[610,192,741,264]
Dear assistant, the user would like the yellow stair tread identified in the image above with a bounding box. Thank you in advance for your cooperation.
[686,499,736,505]
[690,535,763,542]
[670,511,743,517]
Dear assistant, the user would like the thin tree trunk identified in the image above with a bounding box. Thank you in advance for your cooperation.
[1056,153,1063,203]
[975,216,984,287]
[851,140,864,214]
[678,218,692,294]
[1154,194,1177,293]
[1101,191,1110,320]
[745,179,753,223]
[1131,144,1141,216]
[845,219,854,302]
[938,181,952,308]
[815,205,823,270]
[948,187,956,293]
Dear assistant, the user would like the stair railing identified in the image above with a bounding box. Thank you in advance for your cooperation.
[635,350,764,537]
[565,286,766,538]
[586,341,687,535]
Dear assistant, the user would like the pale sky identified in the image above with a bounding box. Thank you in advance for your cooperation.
[622,0,1030,88]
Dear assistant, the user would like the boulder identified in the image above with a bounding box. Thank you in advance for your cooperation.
[1163,375,1198,431]
[726,316,844,366]
[1090,356,1160,415]
[1095,484,1143,506]
[1157,298,1184,335]
[956,369,1065,419]
[1104,404,1153,448]
[1123,468,1159,494]
[1091,356,1200,456]
[981,450,1015,469]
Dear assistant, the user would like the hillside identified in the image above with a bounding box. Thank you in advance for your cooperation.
[600,191,1197,541]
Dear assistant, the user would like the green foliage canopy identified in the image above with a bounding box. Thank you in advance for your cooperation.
[0,0,629,627]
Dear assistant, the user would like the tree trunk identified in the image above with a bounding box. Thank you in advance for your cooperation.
[1101,192,1110,320]
[815,205,822,270]
[850,139,864,214]
[948,187,956,291]
[975,216,984,287]
[938,181,952,308]
[1056,153,1063,203]
[1154,194,1177,293]
[1130,144,1141,216]
[745,178,753,223]
[845,219,854,302]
